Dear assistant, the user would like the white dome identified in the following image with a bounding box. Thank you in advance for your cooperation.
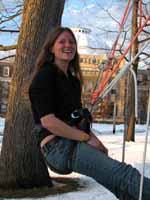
[71,27,105,55]
[71,28,90,47]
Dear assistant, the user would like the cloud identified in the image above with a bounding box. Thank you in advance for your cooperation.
[62,1,129,49]
[85,3,95,9]
[71,9,80,16]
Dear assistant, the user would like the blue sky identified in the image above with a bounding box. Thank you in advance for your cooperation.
[0,0,126,44]
[63,0,128,49]
[0,0,149,68]
[0,0,128,58]
[62,0,125,28]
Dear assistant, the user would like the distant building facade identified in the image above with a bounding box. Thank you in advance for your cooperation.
[0,61,13,116]
[137,69,150,124]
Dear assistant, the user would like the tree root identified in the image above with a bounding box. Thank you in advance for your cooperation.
[0,177,86,198]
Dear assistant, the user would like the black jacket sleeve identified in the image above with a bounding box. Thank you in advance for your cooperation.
[29,66,56,119]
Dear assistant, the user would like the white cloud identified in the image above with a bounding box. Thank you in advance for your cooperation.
[86,4,95,9]
[71,9,80,15]
[62,1,130,50]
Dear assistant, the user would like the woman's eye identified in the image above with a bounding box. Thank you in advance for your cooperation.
[58,40,75,44]
[59,40,65,44]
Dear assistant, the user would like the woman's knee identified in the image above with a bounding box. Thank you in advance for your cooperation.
[72,142,107,174]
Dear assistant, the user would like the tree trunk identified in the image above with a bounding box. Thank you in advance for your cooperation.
[0,0,65,189]
[126,0,139,141]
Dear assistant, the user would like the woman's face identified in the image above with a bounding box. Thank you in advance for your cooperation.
[52,31,77,65]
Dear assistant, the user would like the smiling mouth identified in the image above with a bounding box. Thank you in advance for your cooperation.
[62,49,73,53]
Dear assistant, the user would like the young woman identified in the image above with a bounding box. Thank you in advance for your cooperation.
[29,26,150,200]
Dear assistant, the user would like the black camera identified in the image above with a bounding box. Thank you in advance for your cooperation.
[69,108,92,134]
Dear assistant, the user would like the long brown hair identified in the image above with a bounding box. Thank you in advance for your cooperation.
[35,26,83,83]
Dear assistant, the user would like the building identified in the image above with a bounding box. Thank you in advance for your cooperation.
[137,68,150,124]
[71,27,103,55]
[0,61,13,116]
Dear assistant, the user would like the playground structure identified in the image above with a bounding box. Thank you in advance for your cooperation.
[80,55,150,124]
[88,1,150,199]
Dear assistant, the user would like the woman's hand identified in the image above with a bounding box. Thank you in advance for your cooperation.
[87,133,108,155]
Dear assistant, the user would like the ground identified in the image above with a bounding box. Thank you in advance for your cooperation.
[0,120,150,199]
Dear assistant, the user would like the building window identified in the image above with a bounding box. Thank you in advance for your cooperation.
[111,89,116,94]
[2,88,8,96]
[3,67,10,77]
[1,104,7,113]
[92,58,96,64]
[2,82,9,89]
[83,58,86,63]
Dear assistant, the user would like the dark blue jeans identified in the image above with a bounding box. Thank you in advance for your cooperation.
[43,138,150,200]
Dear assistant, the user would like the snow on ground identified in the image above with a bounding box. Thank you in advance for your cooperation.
[0,117,150,200]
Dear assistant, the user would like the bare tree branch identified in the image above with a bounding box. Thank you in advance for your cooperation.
[104,8,121,26]
[138,37,150,43]
[0,29,19,33]
[118,31,127,49]
[0,44,17,51]
[0,54,15,60]
[118,49,129,62]
[0,9,22,25]
[84,45,120,52]
[140,51,150,57]
[142,28,150,34]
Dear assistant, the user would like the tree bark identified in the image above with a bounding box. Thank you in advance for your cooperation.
[126,0,139,141]
[0,0,65,189]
